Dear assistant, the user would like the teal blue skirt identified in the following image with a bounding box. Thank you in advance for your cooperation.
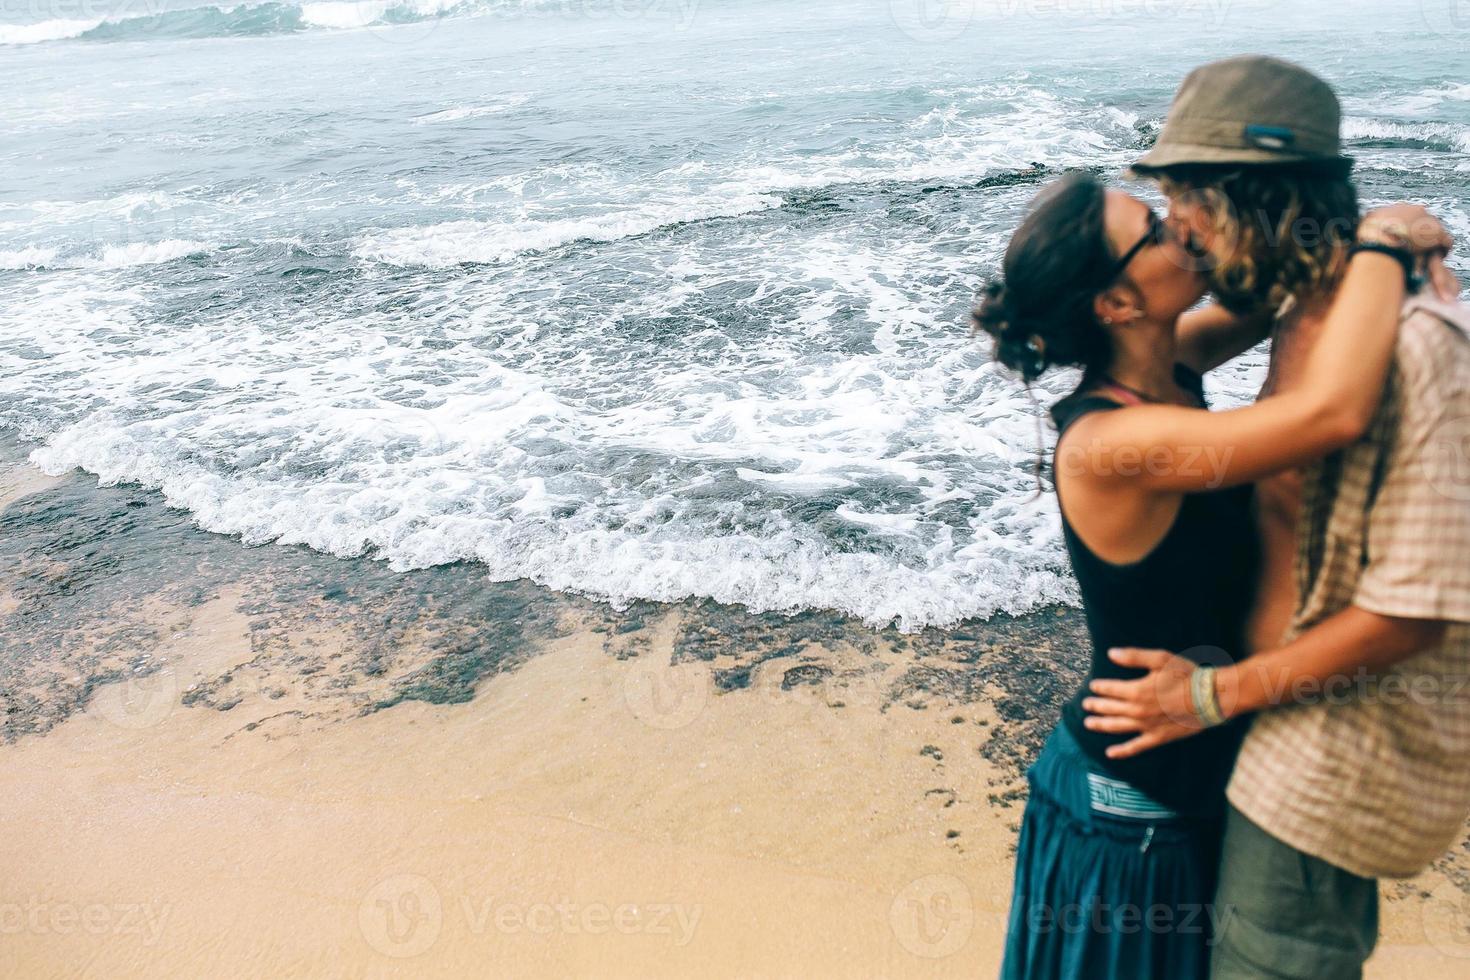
[999,723,1225,980]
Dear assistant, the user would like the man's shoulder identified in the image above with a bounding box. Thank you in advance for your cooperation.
[1393,297,1470,400]
[1397,296,1470,365]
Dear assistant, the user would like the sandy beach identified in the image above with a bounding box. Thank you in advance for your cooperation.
[3,441,1470,979]
[5,1,1470,974]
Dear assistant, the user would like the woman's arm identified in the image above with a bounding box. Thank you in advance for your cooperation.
[1064,204,1450,495]
[1174,302,1273,375]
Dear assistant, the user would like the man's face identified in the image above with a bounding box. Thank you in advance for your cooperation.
[1161,188,1223,272]
[1159,182,1257,313]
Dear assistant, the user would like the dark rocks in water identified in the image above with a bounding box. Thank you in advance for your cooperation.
[0,446,1091,790]
[919,163,1050,196]
[1133,118,1162,149]
[0,465,575,740]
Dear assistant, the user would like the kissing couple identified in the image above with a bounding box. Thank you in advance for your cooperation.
[979,56,1470,980]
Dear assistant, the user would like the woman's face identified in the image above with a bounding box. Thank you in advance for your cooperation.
[1100,190,1209,324]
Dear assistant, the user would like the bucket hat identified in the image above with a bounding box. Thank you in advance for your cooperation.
[1132,55,1353,173]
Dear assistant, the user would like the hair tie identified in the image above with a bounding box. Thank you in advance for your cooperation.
[1023,334,1047,378]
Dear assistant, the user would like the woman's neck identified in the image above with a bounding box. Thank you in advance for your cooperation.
[1101,319,1188,404]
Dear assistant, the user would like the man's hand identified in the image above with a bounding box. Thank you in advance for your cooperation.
[1081,648,1206,759]
[1358,203,1452,256]
[1427,253,1462,303]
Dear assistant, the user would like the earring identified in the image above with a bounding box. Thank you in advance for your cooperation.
[1103,317,1115,325]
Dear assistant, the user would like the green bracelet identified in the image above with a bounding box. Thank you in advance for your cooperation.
[1190,665,1227,728]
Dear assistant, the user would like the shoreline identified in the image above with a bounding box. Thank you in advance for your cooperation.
[2,443,1468,976]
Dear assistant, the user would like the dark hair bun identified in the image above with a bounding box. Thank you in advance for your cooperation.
[969,171,1116,385]
[971,280,1047,381]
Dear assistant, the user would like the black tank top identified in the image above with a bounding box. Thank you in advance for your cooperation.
[1052,365,1259,818]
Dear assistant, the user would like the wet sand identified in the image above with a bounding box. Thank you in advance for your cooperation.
[2,438,1468,977]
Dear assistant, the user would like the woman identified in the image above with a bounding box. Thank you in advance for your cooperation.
[975,171,1449,979]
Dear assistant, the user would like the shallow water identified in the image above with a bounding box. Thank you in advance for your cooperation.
[2,0,1466,628]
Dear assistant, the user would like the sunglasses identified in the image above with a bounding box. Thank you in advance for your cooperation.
[1108,209,1168,281]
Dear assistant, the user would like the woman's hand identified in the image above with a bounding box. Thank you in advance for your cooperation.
[1081,648,1207,759]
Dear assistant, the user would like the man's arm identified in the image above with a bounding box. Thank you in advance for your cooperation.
[1219,608,1446,716]
[1085,307,1470,757]
[1082,610,1447,759]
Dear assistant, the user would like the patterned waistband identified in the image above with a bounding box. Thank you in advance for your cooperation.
[1085,772,1181,820]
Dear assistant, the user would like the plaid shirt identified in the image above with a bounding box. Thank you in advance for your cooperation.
[1227,295,1470,880]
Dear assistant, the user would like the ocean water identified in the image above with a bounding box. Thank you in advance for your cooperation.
[2,0,1467,630]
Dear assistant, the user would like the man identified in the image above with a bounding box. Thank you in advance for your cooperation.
[1081,56,1470,978]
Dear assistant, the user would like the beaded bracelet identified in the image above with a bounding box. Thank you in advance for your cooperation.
[1189,665,1227,728]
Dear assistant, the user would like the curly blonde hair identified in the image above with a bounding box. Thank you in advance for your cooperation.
[1155,165,1359,315]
